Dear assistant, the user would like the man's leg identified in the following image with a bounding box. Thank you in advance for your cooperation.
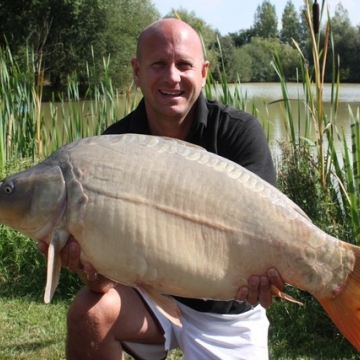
[66,283,165,360]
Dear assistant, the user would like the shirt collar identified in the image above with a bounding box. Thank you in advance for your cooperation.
[128,98,151,134]
[193,92,209,125]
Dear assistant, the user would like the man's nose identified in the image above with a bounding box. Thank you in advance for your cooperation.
[166,64,181,82]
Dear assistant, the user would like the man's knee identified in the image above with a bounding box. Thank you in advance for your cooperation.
[67,287,121,334]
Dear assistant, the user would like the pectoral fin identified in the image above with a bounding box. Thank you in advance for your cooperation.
[270,285,304,306]
[44,230,69,303]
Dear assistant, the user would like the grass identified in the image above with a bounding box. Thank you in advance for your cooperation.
[0,298,68,360]
[0,296,183,360]
[0,294,357,359]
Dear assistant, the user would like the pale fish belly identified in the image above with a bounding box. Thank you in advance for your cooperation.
[64,134,355,302]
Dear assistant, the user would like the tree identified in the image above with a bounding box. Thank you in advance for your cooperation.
[101,0,160,90]
[232,47,253,82]
[327,3,360,82]
[296,2,312,60]
[0,0,160,93]
[229,29,255,47]
[281,0,301,45]
[253,0,278,39]
[212,35,236,82]
[278,42,302,80]
[242,37,279,82]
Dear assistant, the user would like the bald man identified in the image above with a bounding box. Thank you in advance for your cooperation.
[40,19,284,360]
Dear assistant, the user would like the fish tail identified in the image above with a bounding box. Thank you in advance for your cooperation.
[318,243,360,351]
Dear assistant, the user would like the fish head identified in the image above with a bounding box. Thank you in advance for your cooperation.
[0,163,66,241]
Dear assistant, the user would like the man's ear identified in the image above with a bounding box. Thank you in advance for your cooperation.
[202,61,210,86]
[131,58,141,86]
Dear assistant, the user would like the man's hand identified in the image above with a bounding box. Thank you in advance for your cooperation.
[37,237,117,294]
[236,268,284,308]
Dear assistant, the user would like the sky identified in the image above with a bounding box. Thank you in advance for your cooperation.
[151,0,359,35]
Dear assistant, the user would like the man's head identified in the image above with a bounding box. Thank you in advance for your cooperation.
[131,19,210,137]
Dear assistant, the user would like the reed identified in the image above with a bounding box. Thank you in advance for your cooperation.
[0,46,130,168]
[268,0,360,243]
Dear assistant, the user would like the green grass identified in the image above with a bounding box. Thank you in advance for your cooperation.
[0,294,357,359]
[0,295,183,359]
[0,298,68,360]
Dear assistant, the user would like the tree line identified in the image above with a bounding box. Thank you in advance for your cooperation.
[0,0,359,96]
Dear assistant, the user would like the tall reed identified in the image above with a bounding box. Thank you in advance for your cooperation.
[0,46,39,169]
[269,0,360,243]
[0,46,131,168]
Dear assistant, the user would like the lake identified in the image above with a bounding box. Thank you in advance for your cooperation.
[231,82,360,137]
[224,82,360,157]
[43,82,360,157]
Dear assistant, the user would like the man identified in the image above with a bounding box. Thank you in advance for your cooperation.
[39,18,284,359]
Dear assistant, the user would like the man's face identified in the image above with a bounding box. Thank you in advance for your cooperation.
[132,22,209,124]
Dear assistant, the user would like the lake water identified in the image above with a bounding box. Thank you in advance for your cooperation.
[231,82,360,135]
[43,82,360,157]
[225,82,360,157]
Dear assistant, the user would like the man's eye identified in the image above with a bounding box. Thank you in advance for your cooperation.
[152,62,165,68]
[178,62,192,70]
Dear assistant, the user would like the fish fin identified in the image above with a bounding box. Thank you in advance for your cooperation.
[270,285,304,306]
[137,286,182,328]
[44,230,69,303]
[317,243,360,351]
[162,137,206,151]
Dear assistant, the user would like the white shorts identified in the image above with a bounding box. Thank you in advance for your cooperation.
[123,293,269,360]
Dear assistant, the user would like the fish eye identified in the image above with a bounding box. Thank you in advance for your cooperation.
[2,181,14,194]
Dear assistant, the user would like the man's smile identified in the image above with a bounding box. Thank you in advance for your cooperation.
[159,90,184,97]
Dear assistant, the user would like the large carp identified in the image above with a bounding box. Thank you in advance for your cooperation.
[0,134,360,350]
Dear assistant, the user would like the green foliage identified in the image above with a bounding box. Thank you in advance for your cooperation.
[232,48,253,83]
[101,0,160,89]
[327,3,360,82]
[0,45,39,166]
[2,0,359,88]
[267,2,360,355]
[0,0,160,93]
[281,0,302,45]
[269,1,360,247]
[242,38,279,82]
[253,0,278,38]
[268,288,358,359]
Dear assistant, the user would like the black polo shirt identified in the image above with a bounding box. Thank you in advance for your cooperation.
[103,93,277,314]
